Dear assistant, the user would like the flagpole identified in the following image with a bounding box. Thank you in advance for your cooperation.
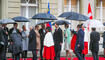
[100,0,103,31]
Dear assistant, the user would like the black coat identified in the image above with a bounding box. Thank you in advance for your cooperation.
[9,28,21,36]
[53,28,63,46]
[28,29,36,51]
[3,27,9,46]
[0,27,5,49]
[75,29,84,50]
[39,29,46,46]
[89,31,100,52]
[102,32,105,48]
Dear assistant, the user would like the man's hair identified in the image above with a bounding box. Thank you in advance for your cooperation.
[77,24,81,28]
[92,28,96,31]
[14,23,17,26]
[55,22,59,26]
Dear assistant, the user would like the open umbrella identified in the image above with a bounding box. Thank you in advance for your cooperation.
[0,19,16,24]
[59,12,89,21]
[53,20,71,25]
[103,23,105,26]
[36,20,53,25]
[83,19,104,28]
[12,16,30,22]
[32,13,57,20]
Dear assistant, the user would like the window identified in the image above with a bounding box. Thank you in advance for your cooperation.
[64,0,78,12]
[21,0,38,27]
[96,0,105,22]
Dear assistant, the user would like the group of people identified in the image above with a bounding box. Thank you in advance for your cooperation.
[0,21,103,60]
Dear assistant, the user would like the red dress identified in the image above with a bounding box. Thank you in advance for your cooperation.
[71,34,77,53]
[43,46,55,60]
[82,42,88,55]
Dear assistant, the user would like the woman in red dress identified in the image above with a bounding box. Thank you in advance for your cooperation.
[43,27,55,60]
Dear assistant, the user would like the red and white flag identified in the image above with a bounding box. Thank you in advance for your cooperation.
[87,2,93,31]
[88,2,93,20]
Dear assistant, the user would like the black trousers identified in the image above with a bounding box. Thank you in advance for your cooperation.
[0,47,5,60]
[32,50,37,60]
[12,53,20,60]
[75,46,83,60]
[22,51,27,58]
[54,45,61,60]
[92,51,99,60]
[40,45,44,60]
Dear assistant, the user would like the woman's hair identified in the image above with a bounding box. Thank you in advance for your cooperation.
[65,24,69,28]
[46,27,51,32]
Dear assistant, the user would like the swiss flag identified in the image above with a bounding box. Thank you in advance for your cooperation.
[88,2,93,20]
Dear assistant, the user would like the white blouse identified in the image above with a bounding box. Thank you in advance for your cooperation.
[44,32,54,47]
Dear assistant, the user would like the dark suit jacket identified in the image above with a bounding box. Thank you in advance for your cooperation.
[75,29,84,50]
[39,29,46,46]
[89,31,100,52]
[3,27,9,46]
[28,29,36,51]
[53,27,63,46]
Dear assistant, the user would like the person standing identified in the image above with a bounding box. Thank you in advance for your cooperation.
[43,27,55,60]
[35,25,40,53]
[53,23,63,60]
[102,31,105,58]
[2,24,9,60]
[39,24,46,60]
[9,23,22,60]
[0,25,5,60]
[64,24,72,60]
[89,28,100,60]
[75,24,85,60]
[21,25,29,60]
[28,26,37,60]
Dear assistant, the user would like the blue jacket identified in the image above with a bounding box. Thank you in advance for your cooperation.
[75,28,84,50]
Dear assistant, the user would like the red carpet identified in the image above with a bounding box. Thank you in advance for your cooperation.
[7,57,105,60]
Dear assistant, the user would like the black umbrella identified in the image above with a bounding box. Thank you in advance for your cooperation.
[0,19,16,24]
[12,16,30,22]
[53,20,71,25]
[59,12,89,21]
[32,13,57,20]
[36,20,53,25]
[103,22,105,26]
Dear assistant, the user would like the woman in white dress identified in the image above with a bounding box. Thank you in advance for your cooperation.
[21,25,29,60]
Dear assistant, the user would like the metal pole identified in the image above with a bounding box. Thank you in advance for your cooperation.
[26,0,29,30]
[100,0,103,31]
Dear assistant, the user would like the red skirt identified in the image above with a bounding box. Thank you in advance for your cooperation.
[43,46,55,60]
[82,42,88,55]
[71,34,77,53]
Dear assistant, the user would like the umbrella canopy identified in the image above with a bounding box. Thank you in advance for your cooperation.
[83,19,104,28]
[0,19,16,24]
[59,12,89,21]
[36,20,53,25]
[53,20,71,25]
[103,23,105,26]
[32,13,57,20]
[12,16,30,22]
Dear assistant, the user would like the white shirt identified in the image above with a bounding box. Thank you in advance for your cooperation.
[44,32,54,47]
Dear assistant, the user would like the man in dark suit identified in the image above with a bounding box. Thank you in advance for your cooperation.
[75,24,84,60]
[0,25,5,60]
[29,26,37,60]
[53,23,63,60]
[2,24,9,60]
[39,24,46,60]
[89,28,100,60]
